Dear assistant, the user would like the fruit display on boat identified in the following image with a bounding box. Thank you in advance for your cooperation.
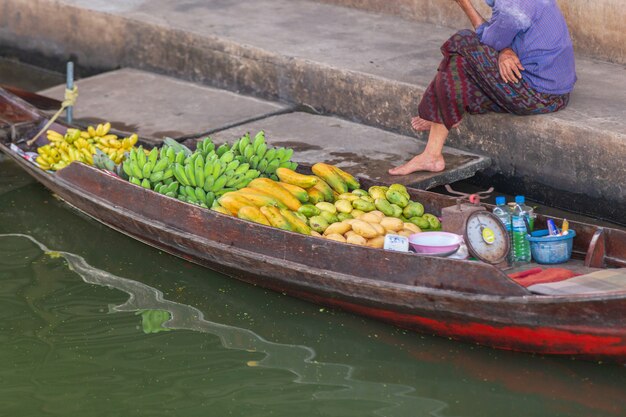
[35,122,439,248]
[35,123,138,171]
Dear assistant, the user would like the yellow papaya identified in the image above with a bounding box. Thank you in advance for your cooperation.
[260,206,294,231]
[307,188,326,204]
[331,166,360,190]
[218,194,254,216]
[235,188,287,209]
[280,209,312,235]
[276,167,318,188]
[248,178,302,211]
[237,206,271,226]
[312,163,348,194]
[278,182,309,203]
[311,178,334,202]
[211,205,232,216]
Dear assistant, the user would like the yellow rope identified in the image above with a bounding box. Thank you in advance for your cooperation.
[27,86,79,146]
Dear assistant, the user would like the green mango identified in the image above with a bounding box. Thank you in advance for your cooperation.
[298,204,321,218]
[391,204,403,218]
[335,199,354,214]
[368,186,387,200]
[320,210,339,224]
[374,198,395,216]
[409,216,430,230]
[337,212,354,222]
[389,183,408,194]
[293,211,309,224]
[386,189,409,208]
[352,199,376,212]
[403,202,425,218]
[422,213,441,230]
[351,189,369,197]
[308,215,329,233]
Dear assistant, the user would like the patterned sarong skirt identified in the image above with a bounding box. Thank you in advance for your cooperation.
[418,30,570,129]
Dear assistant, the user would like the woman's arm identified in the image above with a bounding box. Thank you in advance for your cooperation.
[454,0,486,29]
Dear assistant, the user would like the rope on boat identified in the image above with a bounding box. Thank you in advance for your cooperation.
[26,86,79,146]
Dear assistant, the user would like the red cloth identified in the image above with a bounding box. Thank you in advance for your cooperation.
[508,268,580,288]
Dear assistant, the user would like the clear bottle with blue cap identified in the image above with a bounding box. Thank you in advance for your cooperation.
[511,196,532,263]
[493,196,513,262]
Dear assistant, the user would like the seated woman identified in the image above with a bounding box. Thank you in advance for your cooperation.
[389,0,576,175]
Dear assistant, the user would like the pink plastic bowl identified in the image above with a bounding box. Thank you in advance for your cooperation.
[408,232,462,254]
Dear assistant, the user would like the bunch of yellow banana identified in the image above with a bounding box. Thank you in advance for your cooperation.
[37,128,96,171]
[36,123,140,171]
[81,122,138,164]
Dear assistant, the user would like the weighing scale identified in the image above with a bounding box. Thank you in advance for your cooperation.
[441,186,510,266]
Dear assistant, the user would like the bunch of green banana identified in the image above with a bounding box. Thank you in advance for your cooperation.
[122,146,176,191]
[93,149,117,172]
[171,147,260,208]
[163,137,193,157]
[230,131,298,181]
[195,137,216,157]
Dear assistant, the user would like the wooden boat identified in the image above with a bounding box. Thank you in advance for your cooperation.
[2,87,626,363]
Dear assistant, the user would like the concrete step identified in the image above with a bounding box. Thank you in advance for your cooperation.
[2,0,624,214]
[38,68,290,144]
[309,0,626,65]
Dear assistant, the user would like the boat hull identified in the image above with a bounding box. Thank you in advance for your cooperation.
[2,145,625,363]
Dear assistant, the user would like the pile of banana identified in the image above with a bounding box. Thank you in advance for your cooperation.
[219,131,298,180]
[36,128,95,170]
[122,136,288,209]
[35,123,138,171]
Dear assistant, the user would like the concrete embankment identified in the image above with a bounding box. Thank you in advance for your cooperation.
[1,0,624,220]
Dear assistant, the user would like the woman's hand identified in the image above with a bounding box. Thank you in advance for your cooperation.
[498,48,525,83]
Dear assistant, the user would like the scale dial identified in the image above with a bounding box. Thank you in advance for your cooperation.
[464,210,510,264]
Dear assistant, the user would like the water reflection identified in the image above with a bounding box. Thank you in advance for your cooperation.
[2,233,447,417]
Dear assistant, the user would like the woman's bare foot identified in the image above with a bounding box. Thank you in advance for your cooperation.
[388,153,446,176]
[411,117,432,132]
[411,116,461,132]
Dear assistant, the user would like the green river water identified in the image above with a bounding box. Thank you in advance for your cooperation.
[1,58,626,417]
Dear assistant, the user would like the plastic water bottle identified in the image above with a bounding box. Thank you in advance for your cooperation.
[516,195,535,232]
[511,196,531,263]
[493,196,512,261]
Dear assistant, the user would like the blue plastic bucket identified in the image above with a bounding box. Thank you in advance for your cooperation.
[527,229,576,264]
